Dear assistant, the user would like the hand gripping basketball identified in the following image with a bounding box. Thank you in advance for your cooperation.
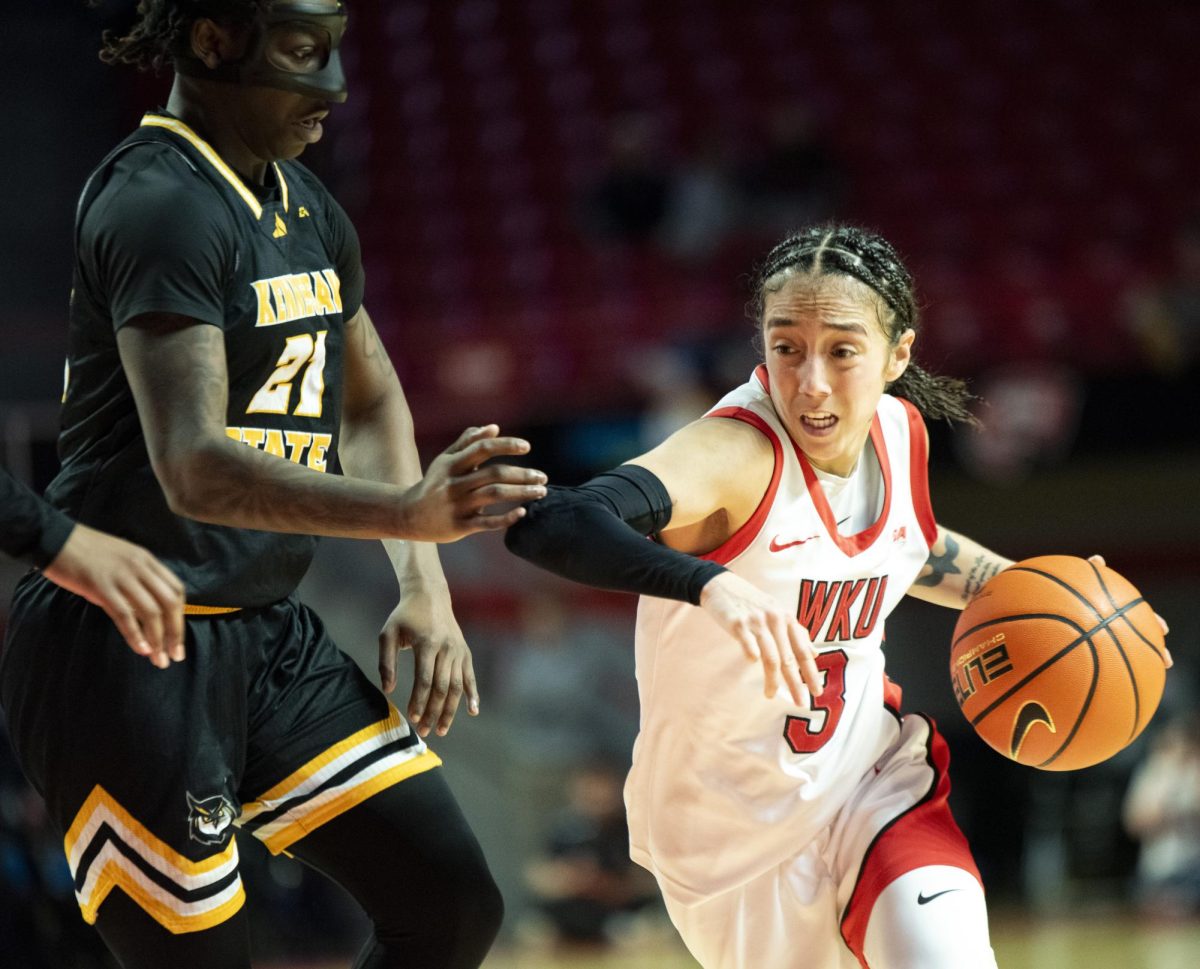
[950,555,1169,770]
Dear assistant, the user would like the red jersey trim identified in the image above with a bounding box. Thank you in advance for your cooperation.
[699,406,783,566]
[899,398,938,547]
[788,414,893,558]
[754,363,770,394]
[839,715,982,967]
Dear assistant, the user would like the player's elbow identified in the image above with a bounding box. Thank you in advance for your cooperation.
[152,440,232,521]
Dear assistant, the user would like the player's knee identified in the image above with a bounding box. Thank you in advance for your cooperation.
[376,843,504,953]
[861,867,996,969]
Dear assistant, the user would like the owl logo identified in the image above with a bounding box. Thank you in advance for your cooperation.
[186,792,237,845]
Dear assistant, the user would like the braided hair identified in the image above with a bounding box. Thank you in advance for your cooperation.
[93,0,269,73]
[749,224,977,425]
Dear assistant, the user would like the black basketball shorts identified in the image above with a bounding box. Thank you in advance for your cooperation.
[0,574,440,934]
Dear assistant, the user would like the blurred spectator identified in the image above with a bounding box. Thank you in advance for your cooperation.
[1122,711,1200,918]
[523,762,659,947]
[738,102,843,237]
[1125,214,1200,378]
[499,592,637,768]
[659,128,741,265]
[953,362,1084,485]
[580,112,673,246]
[628,344,714,451]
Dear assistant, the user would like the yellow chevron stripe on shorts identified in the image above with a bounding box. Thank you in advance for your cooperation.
[241,705,442,855]
[64,785,244,934]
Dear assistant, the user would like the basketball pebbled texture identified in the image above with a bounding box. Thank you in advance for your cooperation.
[950,555,1167,771]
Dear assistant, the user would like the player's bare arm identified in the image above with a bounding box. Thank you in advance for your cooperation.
[907,525,1014,609]
[118,313,547,542]
[508,416,822,704]
[340,306,520,734]
[630,416,772,553]
[633,418,823,704]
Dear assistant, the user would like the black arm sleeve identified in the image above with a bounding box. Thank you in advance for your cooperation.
[0,469,75,567]
[504,465,726,605]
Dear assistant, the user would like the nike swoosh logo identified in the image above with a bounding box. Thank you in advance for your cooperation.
[1010,701,1055,759]
[769,534,819,552]
[917,889,961,905]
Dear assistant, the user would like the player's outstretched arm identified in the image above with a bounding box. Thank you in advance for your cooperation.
[42,524,186,669]
[506,418,822,705]
[907,525,1014,609]
[1,468,184,666]
[117,314,547,543]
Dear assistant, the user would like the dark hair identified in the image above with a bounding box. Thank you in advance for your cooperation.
[749,224,977,425]
[93,1,268,73]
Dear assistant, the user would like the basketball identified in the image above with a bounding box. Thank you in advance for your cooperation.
[950,555,1167,771]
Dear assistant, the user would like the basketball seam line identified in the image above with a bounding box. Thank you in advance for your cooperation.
[1036,639,1099,768]
[1008,566,1106,623]
[966,598,1145,728]
[1098,622,1141,745]
[1084,561,1145,742]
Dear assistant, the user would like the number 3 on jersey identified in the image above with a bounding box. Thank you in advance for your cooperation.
[247,330,328,417]
[783,649,848,754]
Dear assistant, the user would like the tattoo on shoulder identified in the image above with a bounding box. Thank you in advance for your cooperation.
[963,556,1003,603]
[914,533,962,588]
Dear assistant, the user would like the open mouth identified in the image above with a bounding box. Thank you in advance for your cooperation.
[801,414,837,431]
[293,112,328,143]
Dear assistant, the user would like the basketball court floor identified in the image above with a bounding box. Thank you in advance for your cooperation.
[283,911,1200,968]
[483,914,1200,969]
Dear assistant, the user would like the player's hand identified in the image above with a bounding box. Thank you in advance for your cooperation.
[378,589,479,737]
[699,571,822,705]
[1088,554,1172,668]
[397,425,547,542]
[42,524,185,669]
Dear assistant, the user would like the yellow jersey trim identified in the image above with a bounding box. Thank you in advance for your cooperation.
[66,785,245,933]
[140,114,263,219]
[184,605,242,616]
[252,706,407,802]
[273,162,290,213]
[262,750,442,855]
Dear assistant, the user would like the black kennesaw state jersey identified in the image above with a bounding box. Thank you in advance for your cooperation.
[45,112,365,608]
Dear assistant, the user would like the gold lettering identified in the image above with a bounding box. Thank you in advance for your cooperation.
[251,280,277,327]
[307,433,331,472]
[321,269,343,312]
[225,427,243,442]
[284,430,312,463]
[241,428,267,449]
[263,429,286,458]
[270,277,299,324]
[290,273,319,319]
[955,632,1007,669]
[312,271,336,315]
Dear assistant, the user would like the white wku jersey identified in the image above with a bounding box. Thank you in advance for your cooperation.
[627,366,938,906]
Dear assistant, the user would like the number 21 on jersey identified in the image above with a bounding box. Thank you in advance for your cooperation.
[247,330,328,417]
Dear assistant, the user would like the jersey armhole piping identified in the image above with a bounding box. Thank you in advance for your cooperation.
[697,407,783,565]
[898,397,938,547]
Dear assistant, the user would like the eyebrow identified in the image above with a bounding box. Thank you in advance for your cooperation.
[765,317,870,336]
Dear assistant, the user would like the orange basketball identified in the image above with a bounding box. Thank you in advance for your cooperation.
[950,555,1167,771]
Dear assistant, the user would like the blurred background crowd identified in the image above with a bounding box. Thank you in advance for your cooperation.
[2,0,1199,965]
